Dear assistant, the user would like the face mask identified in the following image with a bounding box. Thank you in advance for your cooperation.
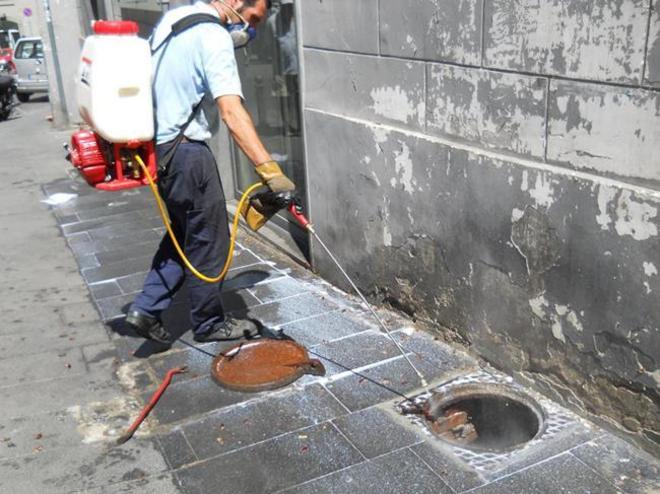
[227,21,257,49]
[219,0,257,48]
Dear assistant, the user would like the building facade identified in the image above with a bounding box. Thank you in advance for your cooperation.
[296,0,660,455]
[66,0,660,454]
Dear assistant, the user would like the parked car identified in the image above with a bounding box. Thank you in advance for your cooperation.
[0,28,20,55]
[0,72,16,120]
[13,37,48,102]
[0,28,20,74]
[0,54,15,74]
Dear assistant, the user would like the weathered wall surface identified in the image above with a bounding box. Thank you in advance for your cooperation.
[300,0,660,454]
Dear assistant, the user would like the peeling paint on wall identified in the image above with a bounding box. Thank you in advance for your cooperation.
[529,294,585,344]
[528,173,556,209]
[393,142,416,193]
[511,206,561,280]
[596,185,618,231]
[380,0,483,65]
[548,82,660,183]
[595,187,658,241]
[643,262,658,277]
[371,86,422,125]
[427,65,547,158]
[484,0,649,83]
[613,191,658,241]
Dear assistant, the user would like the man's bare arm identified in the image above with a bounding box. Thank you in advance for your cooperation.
[217,95,270,166]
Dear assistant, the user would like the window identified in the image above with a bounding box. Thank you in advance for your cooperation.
[232,0,304,202]
[231,0,308,255]
[15,40,43,59]
[0,32,9,50]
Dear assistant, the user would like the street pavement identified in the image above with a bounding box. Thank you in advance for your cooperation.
[0,99,658,493]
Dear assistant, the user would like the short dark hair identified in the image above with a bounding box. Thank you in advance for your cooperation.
[243,0,272,8]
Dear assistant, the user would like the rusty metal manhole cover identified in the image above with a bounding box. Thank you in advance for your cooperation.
[211,339,326,392]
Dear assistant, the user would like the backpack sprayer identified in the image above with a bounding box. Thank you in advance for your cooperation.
[64,19,290,277]
[66,20,429,388]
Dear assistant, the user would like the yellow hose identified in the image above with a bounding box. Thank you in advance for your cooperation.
[135,153,263,284]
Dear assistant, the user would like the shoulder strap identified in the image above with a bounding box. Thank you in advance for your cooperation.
[157,99,205,173]
[152,13,223,172]
[151,13,223,54]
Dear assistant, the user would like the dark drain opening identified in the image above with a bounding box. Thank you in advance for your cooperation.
[404,385,543,452]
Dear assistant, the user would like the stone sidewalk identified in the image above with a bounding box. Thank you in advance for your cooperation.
[1,100,658,493]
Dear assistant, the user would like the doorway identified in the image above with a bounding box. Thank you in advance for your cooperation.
[231,0,309,261]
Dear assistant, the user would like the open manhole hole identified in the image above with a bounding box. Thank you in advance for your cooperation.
[403,384,544,452]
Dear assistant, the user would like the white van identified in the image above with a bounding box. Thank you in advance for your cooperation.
[13,37,48,102]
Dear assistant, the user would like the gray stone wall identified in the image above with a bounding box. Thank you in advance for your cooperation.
[299,0,660,454]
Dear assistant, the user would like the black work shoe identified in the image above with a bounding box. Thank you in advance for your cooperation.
[125,310,172,344]
[193,317,260,342]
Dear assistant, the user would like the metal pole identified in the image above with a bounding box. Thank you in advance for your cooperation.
[42,0,68,122]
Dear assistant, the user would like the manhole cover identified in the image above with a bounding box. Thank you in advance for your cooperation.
[405,384,544,452]
[211,339,326,392]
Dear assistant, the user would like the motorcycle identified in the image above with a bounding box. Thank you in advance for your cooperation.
[0,72,16,121]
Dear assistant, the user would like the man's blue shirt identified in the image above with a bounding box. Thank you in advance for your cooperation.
[151,1,243,144]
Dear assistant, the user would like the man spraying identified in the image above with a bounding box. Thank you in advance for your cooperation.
[126,0,295,344]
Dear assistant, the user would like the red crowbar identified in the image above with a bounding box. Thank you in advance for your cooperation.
[116,366,188,445]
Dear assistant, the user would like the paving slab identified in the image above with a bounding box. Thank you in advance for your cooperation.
[0,371,124,421]
[244,291,342,328]
[61,210,159,237]
[82,255,154,284]
[331,405,423,460]
[281,447,452,494]
[156,430,198,470]
[146,342,235,385]
[77,472,181,494]
[95,294,137,321]
[179,384,348,461]
[115,272,149,295]
[573,433,660,494]
[1,304,77,335]
[411,441,488,492]
[94,242,160,265]
[89,281,123,300]
[0,323,111,359]
[310,330,412,374]
[222,263,286,292]
[0,347,87,388]
[278,308,374,348]
[67,229,163,258]
[140,375,254,425]
[59,300,106,325]
[325,353,471,413]
[249,276,307,303]
[81,342,122,374]
[0,408,86,460]
[174,422,363,494]
[0,438,168,493]
[470,452,619,494]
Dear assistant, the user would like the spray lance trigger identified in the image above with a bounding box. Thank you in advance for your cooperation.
[287,200,313,232]
[240,190,297,232]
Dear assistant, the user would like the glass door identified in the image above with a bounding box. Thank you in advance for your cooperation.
[231,0,308,258]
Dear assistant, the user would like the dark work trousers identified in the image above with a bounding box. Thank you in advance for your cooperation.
[131,141,230,335]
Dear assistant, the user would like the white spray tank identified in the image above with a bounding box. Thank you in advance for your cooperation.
[69,20,157,192]
[77,20,153,143]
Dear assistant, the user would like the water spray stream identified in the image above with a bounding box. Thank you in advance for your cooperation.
[309,228,429,388]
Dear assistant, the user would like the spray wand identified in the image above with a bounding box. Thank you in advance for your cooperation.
[287,203,429,388]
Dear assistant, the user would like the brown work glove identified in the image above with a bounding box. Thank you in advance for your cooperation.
[240,196,279,232]
[255,161,295,193]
